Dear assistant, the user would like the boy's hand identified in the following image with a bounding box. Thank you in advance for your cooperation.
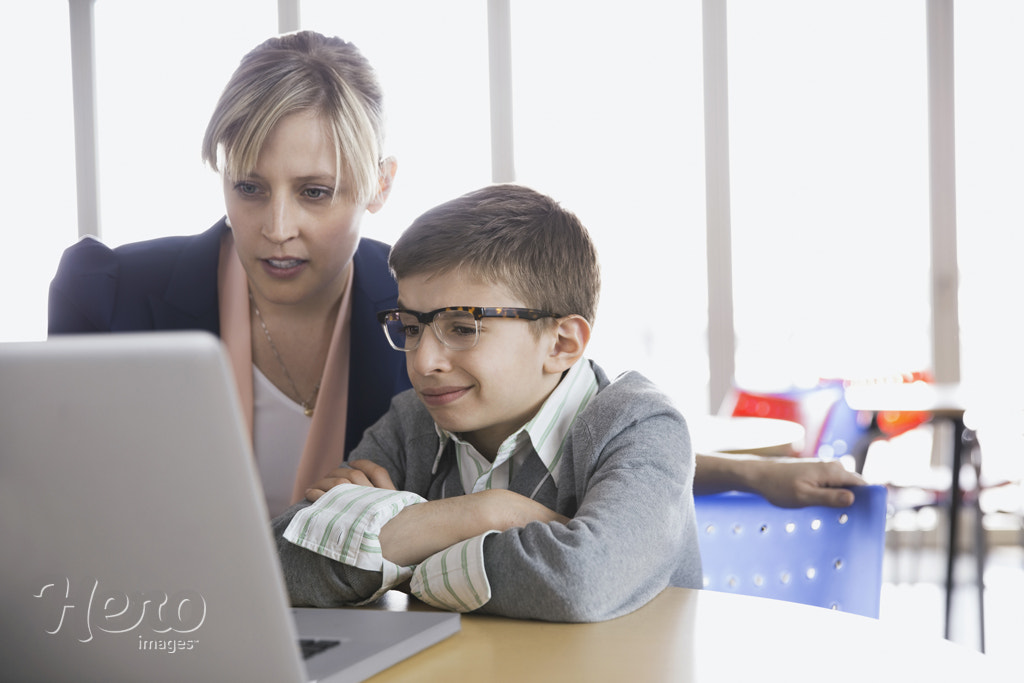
[305,460,397,501]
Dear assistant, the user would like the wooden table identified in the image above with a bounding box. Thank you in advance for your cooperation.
[688,414,806,456]
[365,588,1000,682]
[843,381,979,647]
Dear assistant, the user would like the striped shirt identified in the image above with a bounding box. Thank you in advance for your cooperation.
[283,360,600,612]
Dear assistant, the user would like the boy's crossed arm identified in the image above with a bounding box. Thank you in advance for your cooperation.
[305,459,569,569]
[380,490,568,566]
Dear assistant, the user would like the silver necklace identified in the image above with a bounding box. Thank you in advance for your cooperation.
[249,292,321,417]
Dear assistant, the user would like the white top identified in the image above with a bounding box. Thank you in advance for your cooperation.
[252,365,312,517]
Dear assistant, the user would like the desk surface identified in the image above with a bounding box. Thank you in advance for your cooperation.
[689,415,805,455]
[843,381,968,416]
[366,588,1001,682]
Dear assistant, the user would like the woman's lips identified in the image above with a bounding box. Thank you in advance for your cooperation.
[419,386,470,407]
[261,258,307,278]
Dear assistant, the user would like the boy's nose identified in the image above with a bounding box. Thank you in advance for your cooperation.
[410,325,452,375]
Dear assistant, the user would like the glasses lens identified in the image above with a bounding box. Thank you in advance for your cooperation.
[383,312,420,350]
[433,310,479,350]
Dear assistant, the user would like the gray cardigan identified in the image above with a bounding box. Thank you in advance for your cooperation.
[272,361,702,622]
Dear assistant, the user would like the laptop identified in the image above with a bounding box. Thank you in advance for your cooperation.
[0,331,459,682]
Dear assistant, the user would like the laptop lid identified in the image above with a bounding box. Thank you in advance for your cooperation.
[0,331,458,682]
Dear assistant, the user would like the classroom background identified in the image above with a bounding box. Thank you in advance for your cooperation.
[3,0,1022,655]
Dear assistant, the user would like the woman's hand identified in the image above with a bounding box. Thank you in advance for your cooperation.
[747,459,866,508]
[695,454,866,508]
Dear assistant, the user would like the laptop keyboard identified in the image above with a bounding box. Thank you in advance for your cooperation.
[300,638,342,660]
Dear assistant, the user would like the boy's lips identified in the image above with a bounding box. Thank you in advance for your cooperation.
[419,386,470,407]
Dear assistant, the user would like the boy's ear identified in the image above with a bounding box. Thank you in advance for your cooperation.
[367,156,398,214]
[544,315,591,374]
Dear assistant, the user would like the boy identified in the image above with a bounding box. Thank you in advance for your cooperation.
[273,184,701,622]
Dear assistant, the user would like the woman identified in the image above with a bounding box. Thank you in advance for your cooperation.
[49,31,863,517]
[49,31,406,516]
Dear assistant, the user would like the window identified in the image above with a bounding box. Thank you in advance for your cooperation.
[955,0,1024,395]
[728,0,931,389]
[11,2,1019,434]
[92,0,277,248]
[3,0,76,342]
[511,1,709,414]
[302,0,491,246]
[305,1,710,413]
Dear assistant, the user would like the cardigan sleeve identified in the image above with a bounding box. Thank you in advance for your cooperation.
[273,500,398,606]
[48,237,119,334]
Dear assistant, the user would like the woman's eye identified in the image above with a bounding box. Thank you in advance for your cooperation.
[402,324,422,338]
[234,181,260,196]
[451,325,477,337]
[303,187,332,200]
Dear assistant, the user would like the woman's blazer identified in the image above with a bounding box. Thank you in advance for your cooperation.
[48,218,411,456]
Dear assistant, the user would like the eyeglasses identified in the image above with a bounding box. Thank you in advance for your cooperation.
[377,306,560,352]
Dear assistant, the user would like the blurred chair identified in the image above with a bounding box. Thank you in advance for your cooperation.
[695,485,888,618]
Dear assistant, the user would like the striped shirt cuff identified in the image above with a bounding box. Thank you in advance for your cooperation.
[283,484,426,600]
[410,531,496,613]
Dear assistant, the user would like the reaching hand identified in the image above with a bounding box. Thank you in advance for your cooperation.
[751,459,866,508]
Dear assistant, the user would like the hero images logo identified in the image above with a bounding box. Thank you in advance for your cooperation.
[34,577,206,652]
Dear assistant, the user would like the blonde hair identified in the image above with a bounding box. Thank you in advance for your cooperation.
[202,31,386,204]
[389,184,601,326]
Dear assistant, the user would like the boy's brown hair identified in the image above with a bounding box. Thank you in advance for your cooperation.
[389,184,601,325]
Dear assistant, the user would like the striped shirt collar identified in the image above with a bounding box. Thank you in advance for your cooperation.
[431,359,600,493]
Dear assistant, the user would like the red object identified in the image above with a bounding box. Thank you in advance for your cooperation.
[730,391,801,423]
[875,370,933,437]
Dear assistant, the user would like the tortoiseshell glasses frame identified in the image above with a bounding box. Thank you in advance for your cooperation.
[376,306,560,351]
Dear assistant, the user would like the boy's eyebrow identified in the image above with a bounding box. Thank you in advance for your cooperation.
[394,301,423,315]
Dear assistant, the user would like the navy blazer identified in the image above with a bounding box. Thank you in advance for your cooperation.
[48,218,411,457]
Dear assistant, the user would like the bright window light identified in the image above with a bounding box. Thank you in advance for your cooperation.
[2,0,76,342]
[728,0,930,389]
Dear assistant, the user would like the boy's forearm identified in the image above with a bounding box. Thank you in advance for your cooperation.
[693,453,760,496]
[379,489,568,567]
[378,496,486,567]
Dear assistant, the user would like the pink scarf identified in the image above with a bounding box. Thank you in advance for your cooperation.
[217,230,352,505]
